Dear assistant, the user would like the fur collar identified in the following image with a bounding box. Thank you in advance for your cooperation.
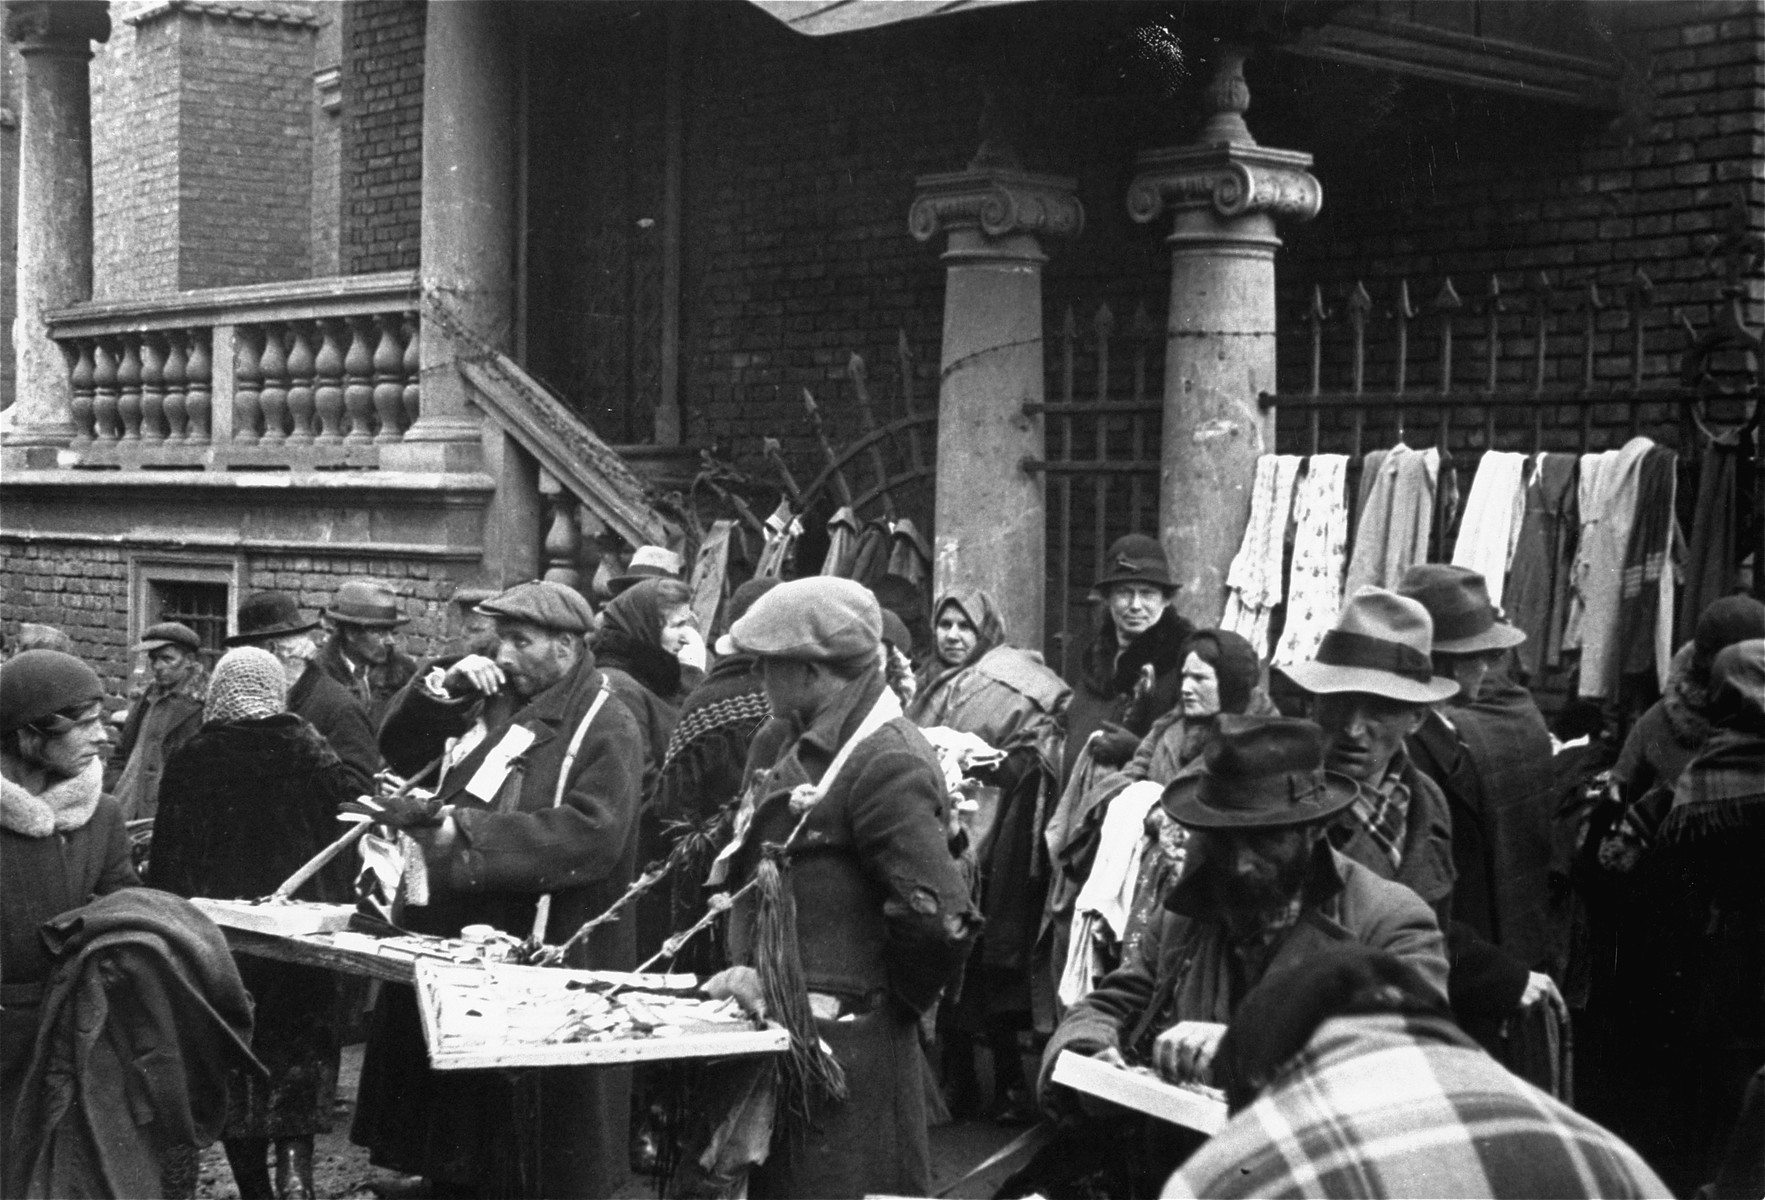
[1,759,103,838]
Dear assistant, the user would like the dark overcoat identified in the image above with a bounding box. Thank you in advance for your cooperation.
[150,713,358,1138]
[288,660,378,795]
[113,685,205,820]
[357,657,643,1199]
[723,671,980,1199]
[1063,607,1195,779]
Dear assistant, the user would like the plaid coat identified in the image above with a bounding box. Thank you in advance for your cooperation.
[1165,1013,1670,1199]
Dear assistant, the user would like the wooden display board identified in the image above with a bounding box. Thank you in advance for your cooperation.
[414,960,790,1071]
[1051,1050,1229,1134]
[191,899,356,937]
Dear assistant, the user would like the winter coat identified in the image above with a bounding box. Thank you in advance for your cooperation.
[288,660,378,796]
[313,635,417,728]
[1040,845,1447,1097]
[1064,606,1195,778]
[723,670,981,1198]
[112,673,205,821]
[149,714,358,1139]
[5,888,260,1200]
[359,656,643,1199]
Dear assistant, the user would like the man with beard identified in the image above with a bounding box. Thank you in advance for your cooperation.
[353,580,643,1199]
[112,622,207,821]
[314,579,418,726]
[1033,716,1447,1194]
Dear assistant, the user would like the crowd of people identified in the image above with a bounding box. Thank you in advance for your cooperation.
[1,538,1760,1200]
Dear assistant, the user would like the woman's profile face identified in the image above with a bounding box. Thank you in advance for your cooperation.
[1108,583,1169,642]
[658,604,696,656]
[935,606,980,668]
[1180,651,1221,718]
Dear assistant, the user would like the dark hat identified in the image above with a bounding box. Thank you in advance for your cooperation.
[1162,714,1361,829]
[1397,564,1526,655]
[1093,534,1176,594]
[227,591,319,647]
[1,650,105,733]
[1277,587,1459,704]
[608,546,684,596]
[133,621,202,655]
[476,580,596,634]
[323,579,409,629]
[1694,594,1765,661]
[729,577,881,661]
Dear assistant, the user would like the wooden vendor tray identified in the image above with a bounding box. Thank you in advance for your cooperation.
[191,898,356,936]
[414,959,790,1070]
[1051,1049,1228,1134]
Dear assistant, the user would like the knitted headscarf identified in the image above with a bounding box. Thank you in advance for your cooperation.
[1184,628,1261,716]
[204,647,287,724]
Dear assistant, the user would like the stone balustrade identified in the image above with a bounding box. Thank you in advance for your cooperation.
[46,271,420,469]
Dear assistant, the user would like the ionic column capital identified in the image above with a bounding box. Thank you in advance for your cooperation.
[909,167,1085,249]
[1128,142,1322,232]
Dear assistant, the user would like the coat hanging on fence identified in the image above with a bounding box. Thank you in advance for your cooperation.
[1273,455,1351,668]
[1223,454,1302,658]
[756,500,801,581]
[1505,453,1581,680]
[820,506,860,577]
[1345,444,1438,596]
[1679,427,1748,645]
[1450,451,1528,608]
[1566,437,1658,700]
[848,519,894,587]
[1616,443,1678,685]
[887,519,931,587]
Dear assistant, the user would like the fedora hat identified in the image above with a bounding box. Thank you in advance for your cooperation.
[1162,715,1361,829]
[1092,534,1177,594]
[323,580,408,629]
[1397,564,1526,655]
[226,591,319,646]
[609,545,683,596]
[1277,587,1459,704]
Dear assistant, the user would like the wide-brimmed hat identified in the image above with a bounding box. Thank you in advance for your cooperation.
[1277,587,1460,704]
[609,546,683,596]
[226,591,318,646]
[1397,564,1525,655]
[134,621,202,655]
[1162,714,1361,829]
[1092,534,1177,594]
[323,580,408,629]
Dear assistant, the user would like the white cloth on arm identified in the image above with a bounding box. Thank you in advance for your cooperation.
[1060,780,1164,1005]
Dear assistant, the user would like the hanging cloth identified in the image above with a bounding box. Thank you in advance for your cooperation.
[1506,453,1581,679]
[848,519,894,587]
[689,519,735,637]
[1679,427,1747,644]
[755,500,801,580]
[1566,437,1656,700]
[1222,454,1302,657]
[1345,444,1437,595]
[887,518,931,586]
[1274,454,1350,668]
[819,506,860,577]
[1451,450,1529,607]
[1059,780,1163,1006]
[1617,444,1679,686]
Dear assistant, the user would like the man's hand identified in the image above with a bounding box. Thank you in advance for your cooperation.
[704,966,766,1020]
[674,626,708,673]
[1150,1020,1227,1085]
[341,788,442,829]
[443,654,504,697]
[1089,722,1141,767]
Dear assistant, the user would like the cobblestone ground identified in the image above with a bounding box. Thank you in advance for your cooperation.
[195,1045,1029,1199]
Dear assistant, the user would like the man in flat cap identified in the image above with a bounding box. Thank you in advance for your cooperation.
[1030,716,1447,1195]
[354,580,642,1199]
[706,576,979,1199]
[112,622,208,821]
[314,579,419,727]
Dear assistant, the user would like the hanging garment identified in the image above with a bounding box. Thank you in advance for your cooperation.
[887,518,931,586]
[1345,444,1438,596]
[689,519,735,637]
[1617,444,1678,686]
[848,519,894,587]
[1679,428,1746,645]
[819,506,860,577]
[1451,451,1529,607]
[1274,455,1351,668]
[1505,454,1581,678]
[1223,454,1303,658]
[755,500,801,580]
[1566,437,1657,700]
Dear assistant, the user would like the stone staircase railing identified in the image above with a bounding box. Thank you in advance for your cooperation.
[45,271,419,469]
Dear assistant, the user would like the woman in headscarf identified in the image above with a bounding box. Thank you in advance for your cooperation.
[907,588,1070,1121]
[149,647,359,1200]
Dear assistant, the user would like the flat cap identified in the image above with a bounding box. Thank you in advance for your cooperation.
[476,580,596,633]
[729,577,881,661]
[1,650,105,733]
[134,621,202,655]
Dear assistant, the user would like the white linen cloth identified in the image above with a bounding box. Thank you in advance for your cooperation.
[1223,454,1303,657]
[1564,437,1657,699]
[1059,780,1164,1005]
[1274,455,1350,667]
[1450,450,1528,606]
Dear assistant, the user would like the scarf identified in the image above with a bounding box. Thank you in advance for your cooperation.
[915,588,1008,700]
[1338,762,1410,875]
[0,758,102,839]
[599,579,686,699]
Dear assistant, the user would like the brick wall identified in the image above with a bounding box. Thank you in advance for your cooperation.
[339,0,422,273]
[92,12,181,298]
[311,1,343,275]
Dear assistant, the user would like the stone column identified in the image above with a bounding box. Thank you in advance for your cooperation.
[383,0,515,474]
[910,166,1082,650]
[1128,50,1320,628]
[2,1,108,461]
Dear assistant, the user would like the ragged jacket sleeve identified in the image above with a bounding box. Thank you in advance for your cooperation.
[844,725,981,1014]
